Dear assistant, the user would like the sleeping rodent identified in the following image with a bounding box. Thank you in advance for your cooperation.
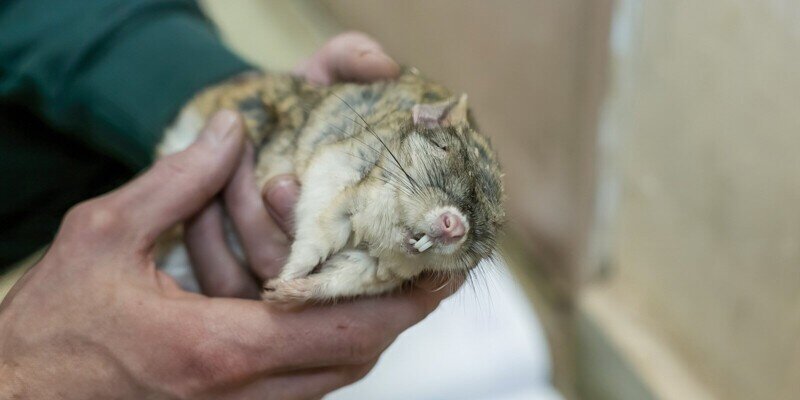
[159,67,505,303]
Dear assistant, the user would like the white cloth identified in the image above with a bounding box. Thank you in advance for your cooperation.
[328,263,562,400]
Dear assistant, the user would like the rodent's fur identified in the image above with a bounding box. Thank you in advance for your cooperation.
[159,68,505,303]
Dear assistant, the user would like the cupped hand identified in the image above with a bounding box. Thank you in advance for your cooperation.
[186,31,400,297]
[0,111,459,400]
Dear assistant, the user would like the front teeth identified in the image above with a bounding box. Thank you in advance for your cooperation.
[412,234,433,252]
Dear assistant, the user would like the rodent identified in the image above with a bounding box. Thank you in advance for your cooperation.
[159,67,505,303]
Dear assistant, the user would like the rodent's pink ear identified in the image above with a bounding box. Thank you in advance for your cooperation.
[412,94,469,129]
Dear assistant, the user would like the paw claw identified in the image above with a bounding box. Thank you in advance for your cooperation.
[262,278,313,304]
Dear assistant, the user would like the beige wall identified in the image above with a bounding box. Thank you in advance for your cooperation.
[593,0,800,399]
[201,0,336,70]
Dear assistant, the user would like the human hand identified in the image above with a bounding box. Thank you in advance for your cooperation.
[0,111,459,400]
[186,31,400,297]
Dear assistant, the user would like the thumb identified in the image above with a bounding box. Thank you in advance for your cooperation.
[299,31,400,85]
[262,174,300,237]
[112,110,245,243]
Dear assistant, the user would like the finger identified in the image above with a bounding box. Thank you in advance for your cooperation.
[110,111,244,243]
[185,200,260,299]
[413,272,466,296]
[199,281,462,373]
[233,362,377,400]
[300,31,400,85]
[224,143,291,280]
[262,174,300,237]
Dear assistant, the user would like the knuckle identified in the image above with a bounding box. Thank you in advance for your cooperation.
[185,339,253,388]
[158,152,215,190]
[156,154,216,199]
[157,154,194,180]
[61,199,123,239]
[62,201,94,225]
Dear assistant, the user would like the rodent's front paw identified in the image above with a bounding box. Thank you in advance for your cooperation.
[375,265,395,282]
[262,278,314,305]
[280,250,324,281]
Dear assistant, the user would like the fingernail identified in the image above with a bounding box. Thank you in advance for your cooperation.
[264,175,300,231]
[204,110,240,142]
[360,48,399,68]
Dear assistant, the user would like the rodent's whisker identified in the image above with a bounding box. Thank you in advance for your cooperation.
[332,93,421,192]
[350,136,384,158]
[299,109,417,195]
[429,277,451,292]
[346,130,418,194]
[342,151,415,195]
[300,97,421,195]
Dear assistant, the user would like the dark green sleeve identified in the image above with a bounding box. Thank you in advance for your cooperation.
[0,0,255,169]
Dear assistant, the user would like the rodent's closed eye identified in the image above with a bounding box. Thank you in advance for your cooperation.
[419,132,450,152]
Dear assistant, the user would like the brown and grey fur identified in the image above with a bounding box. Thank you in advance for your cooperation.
[159,68,505,303]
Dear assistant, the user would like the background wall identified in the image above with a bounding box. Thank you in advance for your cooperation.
[590,1,800,399]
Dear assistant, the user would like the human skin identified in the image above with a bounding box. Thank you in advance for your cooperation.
[0,110,460,399]
[185,32,402,299]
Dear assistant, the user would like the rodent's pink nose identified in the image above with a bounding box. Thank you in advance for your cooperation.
[438,212,466,240]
